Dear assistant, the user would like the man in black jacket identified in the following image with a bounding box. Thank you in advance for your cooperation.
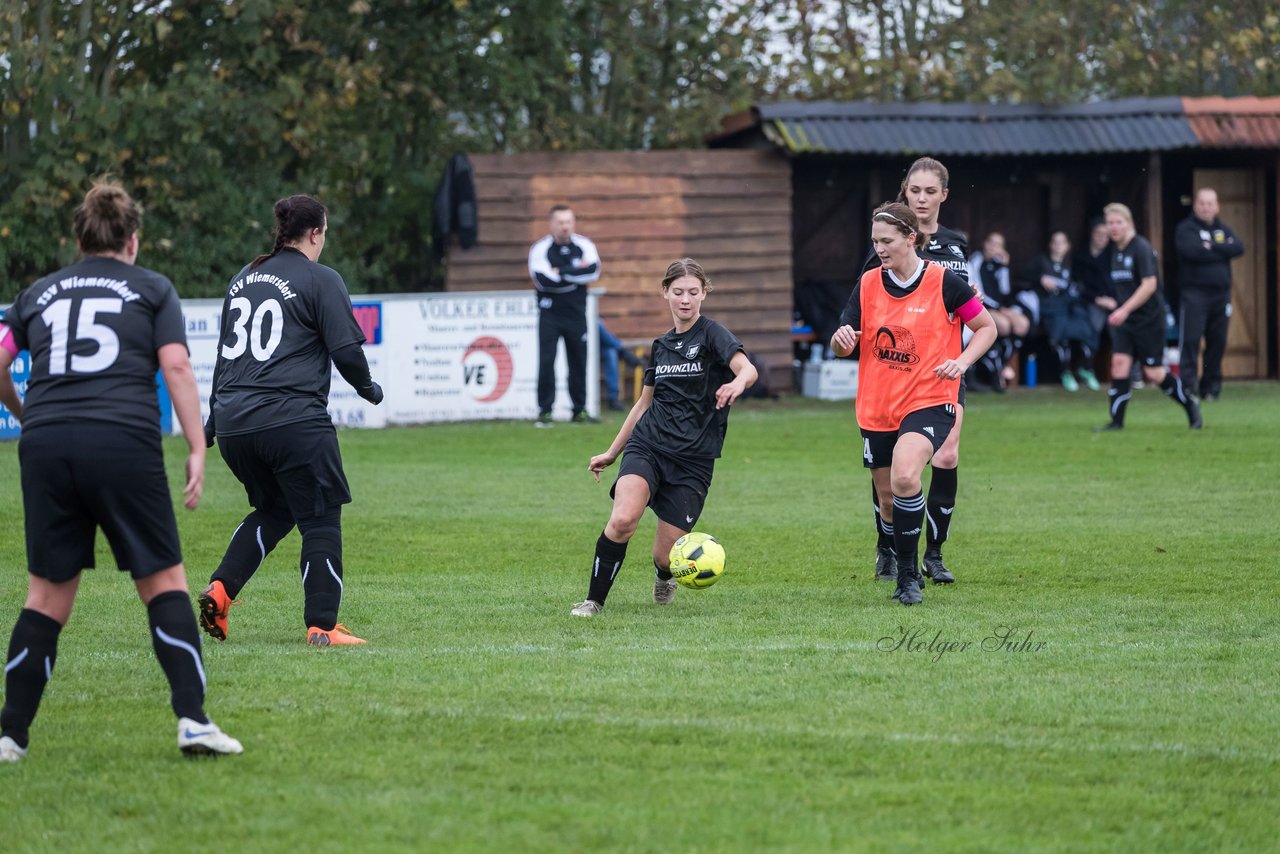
[1174,188,1245,400]
[528,205,601,425]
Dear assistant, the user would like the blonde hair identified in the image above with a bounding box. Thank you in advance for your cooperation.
[1103,203,1134,226]
[74,178,141,254]
[662,258,712,292]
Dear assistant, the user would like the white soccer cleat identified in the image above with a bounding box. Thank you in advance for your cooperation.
[0,735,27,762]
[653,576,678,605]
[570,600,603,617]
[178,718,244,757]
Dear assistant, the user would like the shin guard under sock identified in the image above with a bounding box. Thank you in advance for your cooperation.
[147,591,208,724]
[926,467,958,549]
[1,609,63,748]
[588,532,628,605]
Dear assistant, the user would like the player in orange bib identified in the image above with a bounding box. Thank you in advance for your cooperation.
[831,203,996,605]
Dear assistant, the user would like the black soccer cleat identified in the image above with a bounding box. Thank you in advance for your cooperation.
[1092,422,1124,432]
[874,546,897,582]
[922,548,954,584]
[1187,396,1203,430]
[895,573,923,606]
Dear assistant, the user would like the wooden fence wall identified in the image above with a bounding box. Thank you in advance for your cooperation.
[445,150,793,385]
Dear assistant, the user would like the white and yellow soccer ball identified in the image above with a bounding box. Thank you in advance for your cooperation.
[668,532,726,589]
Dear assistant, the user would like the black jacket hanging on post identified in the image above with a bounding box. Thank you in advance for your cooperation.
[432,153,478,259]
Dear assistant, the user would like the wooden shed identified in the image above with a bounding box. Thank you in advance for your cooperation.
[445,150,794,384]
[712,97,1280,380]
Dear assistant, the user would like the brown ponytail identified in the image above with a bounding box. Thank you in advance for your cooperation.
[250,194,328,269]
[74,178,141,255]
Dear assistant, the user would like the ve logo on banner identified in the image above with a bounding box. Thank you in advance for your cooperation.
[462,336,514,402]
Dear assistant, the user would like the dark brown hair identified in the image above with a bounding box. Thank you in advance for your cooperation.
[250,194,328,269]
[897,156,950,201]
[872,201,927,249]
[661,258,712,292]
[74,179,141,255]
[549,204,573,217]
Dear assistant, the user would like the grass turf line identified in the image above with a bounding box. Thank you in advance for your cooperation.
[0,383,1277,851]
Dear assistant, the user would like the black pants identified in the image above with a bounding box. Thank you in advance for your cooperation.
[537,305,587,415]
[1179,288,1231,397]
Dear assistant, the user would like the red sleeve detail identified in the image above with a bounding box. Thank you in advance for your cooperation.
[956,297,984,324]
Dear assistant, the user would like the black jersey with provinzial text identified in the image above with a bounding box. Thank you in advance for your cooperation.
[628,316,743,460]
[2,256,186,434]
[1109,235,1165,325]
[210,248,365,435]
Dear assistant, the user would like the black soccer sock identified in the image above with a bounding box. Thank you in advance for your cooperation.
[654,559,672,581]
[872,482,893,550]
[213,508,295,598]
[1160,373,1193,408]
[298,509,344,631]
[147,591,208,724]
[892,491,926,577]
[1,609,63,749]
[587,532,629,605]
[926,467,958,550]
[880,517,895,550]
[1107,378,1132,426]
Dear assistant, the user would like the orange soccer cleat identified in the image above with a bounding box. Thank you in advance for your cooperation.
[306,624,367,646]
[197,581,240,642]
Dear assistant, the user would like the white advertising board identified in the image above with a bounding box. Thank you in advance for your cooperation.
[175,290,598,434]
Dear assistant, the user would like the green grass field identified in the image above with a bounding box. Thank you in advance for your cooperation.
[2,383,1278,852]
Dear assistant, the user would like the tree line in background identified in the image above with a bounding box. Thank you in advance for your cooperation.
[3,0,1277,299]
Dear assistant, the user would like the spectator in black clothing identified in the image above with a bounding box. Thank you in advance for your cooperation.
[528,205,602,426]
[968,232,1033,389]
[1030,231,1100,392]
[1074,217,1116,344]
[1174,188,1245,400]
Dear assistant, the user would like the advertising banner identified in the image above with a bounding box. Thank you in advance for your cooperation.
[1,290,598,440]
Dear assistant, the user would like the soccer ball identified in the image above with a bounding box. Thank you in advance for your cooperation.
[668,532,726,589]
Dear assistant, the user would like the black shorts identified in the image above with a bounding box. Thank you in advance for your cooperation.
[218,420,351,520]
[859,404,956,469]
[611,442,714,530]
[1110,315,1164,367]
[19,423,182,582]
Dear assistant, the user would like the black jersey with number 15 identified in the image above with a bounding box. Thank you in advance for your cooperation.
[211,247,365,436]
[2,256,186,434]
[628,316,744,461]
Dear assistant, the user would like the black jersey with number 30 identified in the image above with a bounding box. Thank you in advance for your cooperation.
[211,248,365,435]
[628,316,743,460]
[3,256,186,433]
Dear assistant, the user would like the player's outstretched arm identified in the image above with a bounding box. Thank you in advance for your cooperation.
[715,351,758,410]
[159,342,205,510]
[589,385,653,482]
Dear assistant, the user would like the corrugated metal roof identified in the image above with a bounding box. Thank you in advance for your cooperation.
[727,97,1280,155]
